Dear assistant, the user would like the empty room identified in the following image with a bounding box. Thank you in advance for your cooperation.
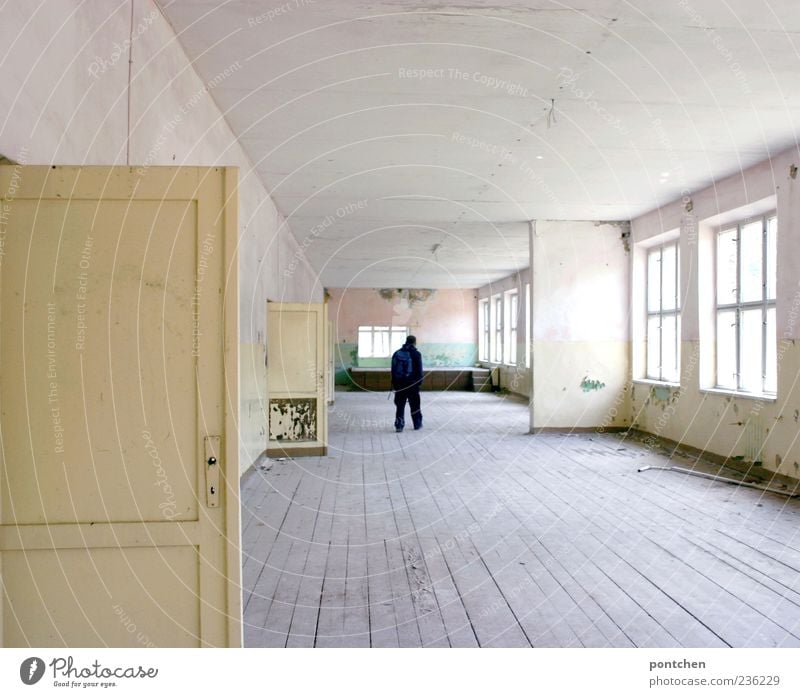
[1,0,800,686]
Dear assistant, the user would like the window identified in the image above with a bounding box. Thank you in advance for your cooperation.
[478,299,489,361]
[504,290,518,365]
[491,295,503,362]
[715,215,777,394]
[646,241,680,383]
[357,325,407,358]
[525,283,531,369]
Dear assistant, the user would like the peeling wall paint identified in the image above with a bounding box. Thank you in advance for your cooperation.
[375,288,436,306]
[269,398,317,441]
[328,287,478,383]
[630,145,800,478]
[580,377,606,392]
[652,385,672,402]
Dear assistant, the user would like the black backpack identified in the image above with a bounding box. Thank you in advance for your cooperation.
[391,348,413,382]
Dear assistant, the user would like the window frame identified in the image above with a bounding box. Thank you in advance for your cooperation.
[491,294,503,363]
[714,213,777,395]
[525,283,531,369]
[478,298,490,362]
[357,325,408,359]
[645,240,681,383]
[504,289,518,365]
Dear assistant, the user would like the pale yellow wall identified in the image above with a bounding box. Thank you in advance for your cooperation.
[0,1,321,474]
[630,146,800,478]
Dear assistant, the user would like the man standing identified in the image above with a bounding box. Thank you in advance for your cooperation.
[390,335,423,432]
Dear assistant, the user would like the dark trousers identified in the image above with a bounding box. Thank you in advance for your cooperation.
[394,387,422,430]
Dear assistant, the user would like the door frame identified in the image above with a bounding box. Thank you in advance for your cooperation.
[266,301,328,458]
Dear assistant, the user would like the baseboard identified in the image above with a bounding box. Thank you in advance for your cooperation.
[266,444,327,458]
[531,426,628,434]
[240,449,268,479]
[624,428,800,486]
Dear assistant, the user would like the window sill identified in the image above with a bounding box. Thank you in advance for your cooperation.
[632,378,681,389]
[700,387,777,402]
[484,361,527,369]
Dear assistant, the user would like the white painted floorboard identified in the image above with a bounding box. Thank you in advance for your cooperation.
[242,390,800,648]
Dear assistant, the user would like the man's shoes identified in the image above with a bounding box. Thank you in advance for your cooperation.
[396,428,403,433]
[413,425,422,430]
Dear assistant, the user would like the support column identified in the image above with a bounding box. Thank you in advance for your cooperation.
[528,219,536,434]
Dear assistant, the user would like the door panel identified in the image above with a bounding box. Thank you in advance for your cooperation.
[3,547,199,647]
[267,302,327,457]
[268,311,318,394]
[1,199,198,525]
[0,166,241,647]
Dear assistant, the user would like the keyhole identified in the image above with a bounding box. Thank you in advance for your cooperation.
[210,485,216,495]
[208,456,217,466]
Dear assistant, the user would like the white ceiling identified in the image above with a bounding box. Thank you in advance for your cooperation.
[158,0,800,288]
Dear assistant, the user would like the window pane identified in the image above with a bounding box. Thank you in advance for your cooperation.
[739,221,763,303]
[647,248,661,312]
[716,310,737,389]
[525,284,531,369]
[494,298,502,361]
[374,328,390,357]
[717,229,737,305]
[739,308,763,392]
[661,314,678,383]
[478,307,484,360]
[390,327,406,353]
[765,307,777,394]
[509,328,517,364]
[661,243,677,311]
[480,301,489,361]
[646,315,660,379]
[358,328,373,358]
[510,294,518,330]
[766,216,777,300]
[504,292,518,364]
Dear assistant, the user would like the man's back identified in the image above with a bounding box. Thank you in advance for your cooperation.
[391,343,423,389]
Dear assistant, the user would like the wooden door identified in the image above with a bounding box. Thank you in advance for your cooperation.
[266,302,327,457]
[0,166,241,647]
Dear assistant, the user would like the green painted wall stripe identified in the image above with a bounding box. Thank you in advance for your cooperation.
[334,342,479,384]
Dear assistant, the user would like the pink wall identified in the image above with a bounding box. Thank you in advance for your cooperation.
[328,288,477,345]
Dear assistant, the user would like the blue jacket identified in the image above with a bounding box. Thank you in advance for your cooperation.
[392,343,423,390]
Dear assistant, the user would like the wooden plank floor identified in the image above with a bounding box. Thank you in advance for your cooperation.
[242,390,800,648]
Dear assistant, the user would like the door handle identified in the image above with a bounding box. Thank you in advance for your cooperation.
[204,436,220,508]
